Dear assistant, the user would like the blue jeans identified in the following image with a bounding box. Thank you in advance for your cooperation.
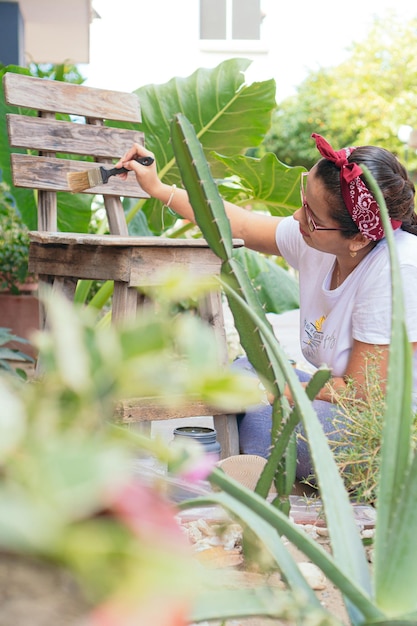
[231,356,342,480]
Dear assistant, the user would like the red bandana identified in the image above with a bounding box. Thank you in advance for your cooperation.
[312,133,402,241]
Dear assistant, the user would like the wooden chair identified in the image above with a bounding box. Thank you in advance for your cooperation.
[3,72,240,457]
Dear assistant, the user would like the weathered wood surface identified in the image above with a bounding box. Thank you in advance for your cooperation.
[28,237,226,283]
[3,72,142,122]
[29,232,244,248]
[213,414,240,457]
[11,154,149,197]
[7,114,145,158]
[114,398,233,422]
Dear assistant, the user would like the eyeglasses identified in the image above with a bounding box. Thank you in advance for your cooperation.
[300,172,346,232]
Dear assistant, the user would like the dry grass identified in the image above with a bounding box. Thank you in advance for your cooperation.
[327,353,417,504]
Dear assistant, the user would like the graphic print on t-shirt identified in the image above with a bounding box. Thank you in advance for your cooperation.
[303,315,326,361]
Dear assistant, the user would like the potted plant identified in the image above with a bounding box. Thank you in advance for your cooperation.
[0,177,39,359]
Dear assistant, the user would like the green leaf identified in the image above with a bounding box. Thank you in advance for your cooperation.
[185,474,383,623]
[217,280,374,624]
[363,614,417,626]
[221,258,285,392]
[0,347,32,362]
[127,58,277,232]
[137,58,275,169]
[0,378,26,457]
[191,587,338,624]
[0,66,38,230]
[125,200,153,236]
[216,152,305,214]
[360,166,417,616]
[232,247,299,314]
[55,191,92,233]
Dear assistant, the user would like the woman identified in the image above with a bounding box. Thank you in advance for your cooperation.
[118,134,417,478]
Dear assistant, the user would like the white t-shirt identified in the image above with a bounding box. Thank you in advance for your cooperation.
[276,217,417,401]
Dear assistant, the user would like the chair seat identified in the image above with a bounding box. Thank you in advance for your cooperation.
[29,232,244,286]
[29,231,244,248]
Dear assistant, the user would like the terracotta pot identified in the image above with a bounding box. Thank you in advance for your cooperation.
[0,287,40,359]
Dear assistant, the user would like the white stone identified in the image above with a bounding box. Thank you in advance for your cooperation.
[298,562,327,590]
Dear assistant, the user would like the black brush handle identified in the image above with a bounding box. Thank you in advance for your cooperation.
[100,156,154,183]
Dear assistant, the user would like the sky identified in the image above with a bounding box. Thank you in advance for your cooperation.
[83,0,417,100]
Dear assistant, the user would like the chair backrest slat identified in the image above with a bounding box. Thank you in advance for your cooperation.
[7,115,145,159]
[10,154,146,197]
[4,72,142,122]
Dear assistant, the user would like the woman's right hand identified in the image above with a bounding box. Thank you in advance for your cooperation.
[117,143,197,222]
[117,143,163,198]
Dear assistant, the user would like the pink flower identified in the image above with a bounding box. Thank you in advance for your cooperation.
[91,598,190,626]
[108,481,186,548]
[178,452,218,483]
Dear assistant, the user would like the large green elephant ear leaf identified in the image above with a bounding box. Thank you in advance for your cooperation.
[136,58,275,167]
[129,58,277,232]
[215,152,305,215]
[232,248,299,314]
[0,66,38,229]
[56,192,95,233]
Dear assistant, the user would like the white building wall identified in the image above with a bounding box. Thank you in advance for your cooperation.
[84,0,285,96]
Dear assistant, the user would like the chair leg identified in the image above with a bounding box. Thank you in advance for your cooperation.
[199,291,240,458]
[213,414,240,458]
[198,290,229,364]
[112,282,138,323]
[35,275,78,377]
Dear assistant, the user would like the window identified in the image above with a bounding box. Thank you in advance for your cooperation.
[200,0,261,41]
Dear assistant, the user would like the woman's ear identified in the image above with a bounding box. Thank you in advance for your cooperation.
[349,234,372,256]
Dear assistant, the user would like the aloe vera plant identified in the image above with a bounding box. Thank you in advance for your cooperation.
[170,113,417,624]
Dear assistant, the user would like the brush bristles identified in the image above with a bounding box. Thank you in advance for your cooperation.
[67,168,103,192]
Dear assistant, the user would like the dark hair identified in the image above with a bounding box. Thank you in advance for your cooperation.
[315,146,417,237]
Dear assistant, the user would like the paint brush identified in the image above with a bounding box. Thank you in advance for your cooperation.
[67,156,154,192]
